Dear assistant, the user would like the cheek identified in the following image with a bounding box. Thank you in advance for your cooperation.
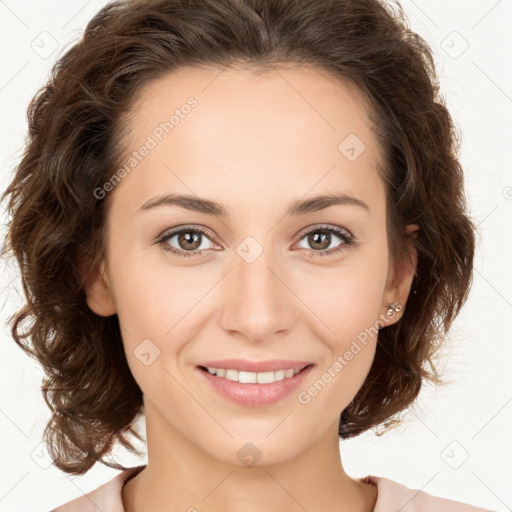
[296,244,389,342]
[109,250,202,335]
[106,251,215,388]
[294,245,387,408]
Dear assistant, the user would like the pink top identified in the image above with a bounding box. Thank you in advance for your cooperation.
[51,465,494,512]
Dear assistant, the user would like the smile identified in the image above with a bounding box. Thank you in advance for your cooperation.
[196,363,315,407]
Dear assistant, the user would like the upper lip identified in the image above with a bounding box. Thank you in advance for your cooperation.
[198,359,313,373]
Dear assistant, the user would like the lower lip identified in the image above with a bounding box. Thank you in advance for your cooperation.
[196,365,314,407]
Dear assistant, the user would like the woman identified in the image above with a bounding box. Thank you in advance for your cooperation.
[1,0,493,510]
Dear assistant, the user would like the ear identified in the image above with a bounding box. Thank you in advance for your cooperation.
[380,224,419,326]
[78,256,117,317]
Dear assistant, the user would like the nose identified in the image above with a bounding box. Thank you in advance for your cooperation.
[218,243,298,344]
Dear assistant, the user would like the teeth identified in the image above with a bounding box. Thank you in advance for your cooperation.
[205,366,305,383]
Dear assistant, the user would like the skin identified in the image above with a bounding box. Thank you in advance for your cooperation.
[84,64,418,512]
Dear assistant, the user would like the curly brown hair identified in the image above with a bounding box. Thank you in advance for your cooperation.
[1,0,475,476]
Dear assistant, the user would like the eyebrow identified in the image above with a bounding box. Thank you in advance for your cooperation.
[137,192,370,217]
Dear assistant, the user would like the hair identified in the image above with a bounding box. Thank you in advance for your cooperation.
[1,0,475,476]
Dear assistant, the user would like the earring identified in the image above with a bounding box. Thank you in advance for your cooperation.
[386,302,402,316]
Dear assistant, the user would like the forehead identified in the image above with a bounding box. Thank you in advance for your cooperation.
[113,64,386,214]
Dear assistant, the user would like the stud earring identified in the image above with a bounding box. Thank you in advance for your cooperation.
[386,302,402,316]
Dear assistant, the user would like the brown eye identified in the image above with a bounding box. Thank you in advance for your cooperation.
[295,225,355,257]
[158,226,216,258]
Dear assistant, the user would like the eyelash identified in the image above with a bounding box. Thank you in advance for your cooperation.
[156,224,356,259]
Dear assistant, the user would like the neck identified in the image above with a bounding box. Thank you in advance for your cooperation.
[122,403,377,512]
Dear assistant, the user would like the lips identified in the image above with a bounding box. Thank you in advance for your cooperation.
[196,362,315,406]
[197,359,313,373]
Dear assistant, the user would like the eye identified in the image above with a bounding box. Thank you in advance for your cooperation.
[294,224,355,257]
[156,225,217,258]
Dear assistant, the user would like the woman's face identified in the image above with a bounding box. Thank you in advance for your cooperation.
[86,65,416,466]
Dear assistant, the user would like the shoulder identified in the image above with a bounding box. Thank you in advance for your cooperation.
[50,465,145,512]
[362,475,495,512]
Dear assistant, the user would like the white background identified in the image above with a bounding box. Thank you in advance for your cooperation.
[0,1,511,511]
